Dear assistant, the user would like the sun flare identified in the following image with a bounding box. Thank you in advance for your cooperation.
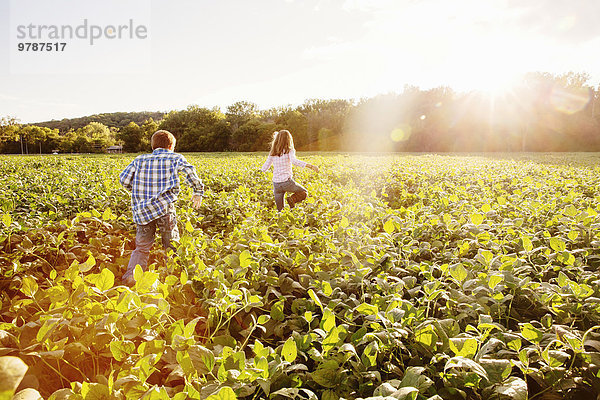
[447,45,524,96]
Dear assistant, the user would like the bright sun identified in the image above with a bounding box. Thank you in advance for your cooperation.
[442,30,527,96]
[448,49,523,96]
[468,65,522,96]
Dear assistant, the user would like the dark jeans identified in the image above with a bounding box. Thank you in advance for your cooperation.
[123,205,179,281]
[273,178,308,211]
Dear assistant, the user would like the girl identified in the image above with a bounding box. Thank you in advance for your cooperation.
[261,130,319,211]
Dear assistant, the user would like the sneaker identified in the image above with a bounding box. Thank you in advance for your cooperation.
[286,195,296,209]
[122,275,135,287]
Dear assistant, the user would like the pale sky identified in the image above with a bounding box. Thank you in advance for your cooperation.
[1,0,599,123]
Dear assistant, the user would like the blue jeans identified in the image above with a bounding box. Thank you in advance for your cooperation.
[273,178,307,211]
[123,205,179,281]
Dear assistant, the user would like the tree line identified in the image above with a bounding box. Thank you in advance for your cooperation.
[1,71,599,154]
[36,111,165,132]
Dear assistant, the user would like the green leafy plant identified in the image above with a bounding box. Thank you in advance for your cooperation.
[0,153,599,399]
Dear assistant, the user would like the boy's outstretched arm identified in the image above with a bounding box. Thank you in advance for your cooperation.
[119,161,136,191]
[179,157,204,209]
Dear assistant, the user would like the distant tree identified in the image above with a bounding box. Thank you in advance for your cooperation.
[0,116,21,145]
[58,130,77,153]
[232,120,277,151]
[201,119,231,152]
[409,86,456,152]
[117,122,144,152]
[519,71,596,150]
[42,128,61,153]
[5,72,599,154]
[260,106,288,122]
[275,109,309,147]
[69,130,91,153]
[226,101,259,131]
[19,125,54,154]
[140,118,159,151]
[344,94,408,151]
[225,101,260,149]
[160,106,229,151]
[68,122,114,153]
[556,71,591,89]
[35,111,165,133]
[87,122,114,151]
[299,99,353,145]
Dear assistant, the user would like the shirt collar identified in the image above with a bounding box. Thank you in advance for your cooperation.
[152,148,172,154]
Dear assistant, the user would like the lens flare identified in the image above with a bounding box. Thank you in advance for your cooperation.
[550,86,591,115]
[390,124,412,142]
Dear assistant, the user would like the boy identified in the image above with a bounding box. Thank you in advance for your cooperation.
[119,129,203,285]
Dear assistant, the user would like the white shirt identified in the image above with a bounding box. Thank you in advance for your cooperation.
[261,149,307,182]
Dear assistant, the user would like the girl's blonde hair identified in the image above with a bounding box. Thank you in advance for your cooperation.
[269,130,294,156]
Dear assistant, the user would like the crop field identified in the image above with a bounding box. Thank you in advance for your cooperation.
[1,152,600,400]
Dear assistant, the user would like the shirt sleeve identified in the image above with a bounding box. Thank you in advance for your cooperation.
[289,150,307,168]
[261,156,273,172]
[178,155,204,196]
[119,159,136,191]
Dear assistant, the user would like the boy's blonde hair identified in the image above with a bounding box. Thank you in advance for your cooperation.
[152,130,176,150]
[269,130,294,156]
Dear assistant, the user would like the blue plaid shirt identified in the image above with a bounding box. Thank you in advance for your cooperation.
[119,149,204,225]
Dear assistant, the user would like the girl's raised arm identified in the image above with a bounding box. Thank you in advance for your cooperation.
[261,156,273,172]
[290,150,319,172]
[289,149,307,168]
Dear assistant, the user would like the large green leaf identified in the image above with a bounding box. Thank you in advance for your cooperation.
[483,377,528,400]
[311,361,341,388]
[0,357,28,394]
[206,387,237,400]
[549,237,566,252]
[282,337,297,363]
